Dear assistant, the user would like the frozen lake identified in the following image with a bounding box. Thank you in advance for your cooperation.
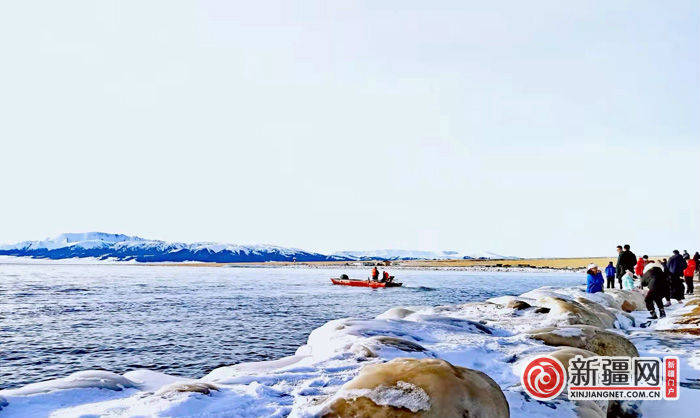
[0,263,583,389]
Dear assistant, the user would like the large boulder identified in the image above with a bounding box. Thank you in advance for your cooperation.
[322,358,509,418]
[537,297,606,328]
[605,289,646,312]
[574,297,618,328]
[548,347,597,370]
[547,348,637,418]
[528,325,639,357]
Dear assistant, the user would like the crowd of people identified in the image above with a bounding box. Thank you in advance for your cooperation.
[586,245,699,319]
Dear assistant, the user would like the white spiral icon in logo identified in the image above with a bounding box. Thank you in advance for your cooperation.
[521,356,566,400]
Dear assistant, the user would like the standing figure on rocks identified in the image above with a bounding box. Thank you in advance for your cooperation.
[605,262,616,288]
[641,262,667,319]
[586,264,604,293]
[616,244,637,288]
[684,254,696,295]
[661,258,671,305]
[694,252,700,289]
[668,250,687,302]
[635,255,648,277]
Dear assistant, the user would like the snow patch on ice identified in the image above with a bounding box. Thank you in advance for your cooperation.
[1,371,137,396]
[551,327,583,337]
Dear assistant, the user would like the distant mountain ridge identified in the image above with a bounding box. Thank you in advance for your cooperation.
[0,232,517,262]
[330,249,518,260]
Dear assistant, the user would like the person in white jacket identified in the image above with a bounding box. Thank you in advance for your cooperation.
[621,269,636,290]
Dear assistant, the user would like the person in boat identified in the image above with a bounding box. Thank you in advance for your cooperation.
[381,270,394,283]
[371,267,379,281]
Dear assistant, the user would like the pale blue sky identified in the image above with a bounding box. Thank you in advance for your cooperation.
[1,1,698,257]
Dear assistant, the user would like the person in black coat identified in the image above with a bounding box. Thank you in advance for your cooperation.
[660,258,671,304]
[667,250,687,302]
[641,262,667,319]
[616,244,637,288]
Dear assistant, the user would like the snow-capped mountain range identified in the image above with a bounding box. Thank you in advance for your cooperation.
[0,232,517,263]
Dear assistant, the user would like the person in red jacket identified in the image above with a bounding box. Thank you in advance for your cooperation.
[635,255,648,277]
[683,254,696,295]
[371,267,379,281]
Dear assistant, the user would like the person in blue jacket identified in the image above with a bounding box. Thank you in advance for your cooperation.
[604,261,616,288]
[586,263,604,293]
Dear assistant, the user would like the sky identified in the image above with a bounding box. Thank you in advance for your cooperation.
[0,1,698,258]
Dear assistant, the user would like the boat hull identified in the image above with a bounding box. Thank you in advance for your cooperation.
[330,278,402,288]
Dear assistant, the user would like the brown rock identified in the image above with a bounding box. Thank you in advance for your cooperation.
[575,297,618,328]
[604,289,647,312]
[528,325,639,357]
[506,300,532,310]
[538,297,605,328]
[620,300,636,313]
[322,358,509,418]
[548,347,597,370]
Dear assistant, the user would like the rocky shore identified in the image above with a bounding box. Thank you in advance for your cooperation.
[1,283,698,417]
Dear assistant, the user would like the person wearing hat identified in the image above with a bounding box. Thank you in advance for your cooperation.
[586,263,604,294]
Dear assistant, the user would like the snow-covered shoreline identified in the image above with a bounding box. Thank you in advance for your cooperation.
[0,256,579,274]
[1,280,698,417]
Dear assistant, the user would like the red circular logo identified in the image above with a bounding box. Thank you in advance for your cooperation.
[521,356,566,400]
